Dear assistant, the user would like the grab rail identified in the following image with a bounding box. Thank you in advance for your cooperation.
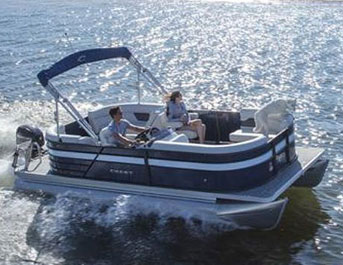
[268,126,295,174]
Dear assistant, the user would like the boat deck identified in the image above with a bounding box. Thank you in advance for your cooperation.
[16,147,324,203]
[227,147,323,202]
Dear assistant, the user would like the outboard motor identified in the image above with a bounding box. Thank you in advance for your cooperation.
[16,125,45,156]
[12,125,45,170]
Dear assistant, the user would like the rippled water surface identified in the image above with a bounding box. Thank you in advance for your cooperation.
[1,0,343,264]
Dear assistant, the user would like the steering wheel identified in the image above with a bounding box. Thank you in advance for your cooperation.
[135,128,152,143]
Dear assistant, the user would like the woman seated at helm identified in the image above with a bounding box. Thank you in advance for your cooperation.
[165,91,206,144]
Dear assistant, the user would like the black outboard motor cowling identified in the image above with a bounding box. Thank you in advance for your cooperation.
[16,125,44,158]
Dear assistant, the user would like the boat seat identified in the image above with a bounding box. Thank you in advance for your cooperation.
[88,106,133,135]
[98,127,137,146]
[168,133,189,143]
[151,134,268,153]
[229,130,264,143]
[266,113,294,134]
[45,125,98,146]
[240,107,294,135]
[88,108,113,135]
[99,127,116,146]
[240,108,257,133]
[151,112,198,140]
[88,104,154,135]
[230,129,278,142]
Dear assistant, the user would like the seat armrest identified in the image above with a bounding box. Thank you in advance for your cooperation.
[189,112,199,120]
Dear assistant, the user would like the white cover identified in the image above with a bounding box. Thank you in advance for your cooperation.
[267,113,294,134]
[249,99,295,136]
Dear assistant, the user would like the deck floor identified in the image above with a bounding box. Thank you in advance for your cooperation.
[17,147,324,203]
[223,147,323,202]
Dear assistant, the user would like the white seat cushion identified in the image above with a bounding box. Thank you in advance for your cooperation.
[99,127,116,146]
[176,130,198,139]
[88,109,112,135]
[151,112,182,130]
[45,125,98,146]
[151,134,268,153]
[229,129,263,142]
[151,112,198,139]
[88,105,144,135]
[170,134,189,143]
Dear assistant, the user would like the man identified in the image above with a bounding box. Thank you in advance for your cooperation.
[107,106,146,146]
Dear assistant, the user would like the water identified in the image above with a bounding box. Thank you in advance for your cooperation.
[1,0,343,264]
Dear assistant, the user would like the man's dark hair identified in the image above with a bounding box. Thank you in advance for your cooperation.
[109,106,120,118]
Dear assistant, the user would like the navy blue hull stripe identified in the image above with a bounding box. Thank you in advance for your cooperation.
[48,149,272,171]
[47,133,295,164]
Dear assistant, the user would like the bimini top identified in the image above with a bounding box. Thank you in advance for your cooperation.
[37,47,132,87]
[35,46,166,140]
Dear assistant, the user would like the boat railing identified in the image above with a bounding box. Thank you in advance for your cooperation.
[268,125,296,174]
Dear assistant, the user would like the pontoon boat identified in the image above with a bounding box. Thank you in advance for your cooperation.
[12,47,328,230]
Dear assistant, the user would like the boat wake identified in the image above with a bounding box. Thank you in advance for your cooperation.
[0,115,20,188]
[0,158,15,188]
[30,191,237,242]
[0,116,18,158]
[22,191,237,263]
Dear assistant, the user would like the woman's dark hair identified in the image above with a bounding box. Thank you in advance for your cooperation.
[109,106,121,118]
[170,91,181,103]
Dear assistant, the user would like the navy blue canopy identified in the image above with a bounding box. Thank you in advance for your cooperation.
[37,47,132,86]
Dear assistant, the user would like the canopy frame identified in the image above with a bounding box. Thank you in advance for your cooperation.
[37,47,168,141]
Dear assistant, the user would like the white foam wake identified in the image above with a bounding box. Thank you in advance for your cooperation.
[31,191,237,250]
[0,158,15,188]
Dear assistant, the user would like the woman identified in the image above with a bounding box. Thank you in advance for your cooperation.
[165,91,206,144]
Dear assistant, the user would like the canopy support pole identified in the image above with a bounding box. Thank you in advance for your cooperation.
[46,82,98,140]
[129,56,168,95]
[137,71,141,104]
[55,99,61,141]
